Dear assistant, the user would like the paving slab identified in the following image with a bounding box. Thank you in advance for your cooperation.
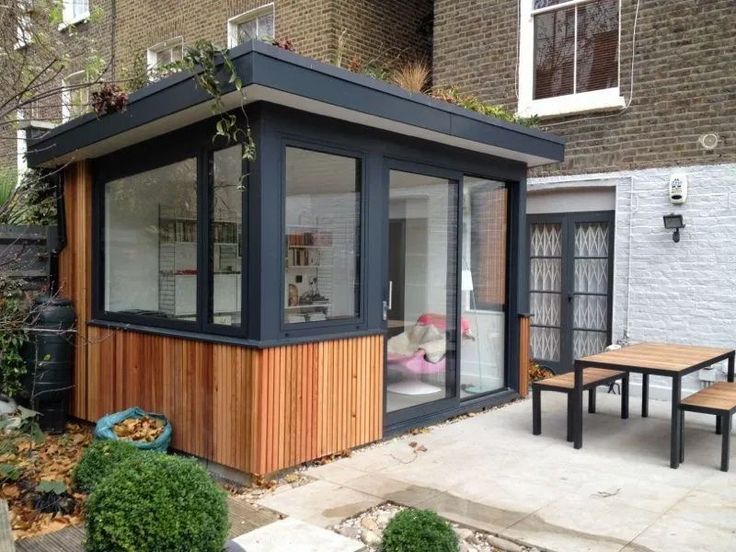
[257,480,382,528]
[228,518,364,552]
[302,392,736,552]
[620,514,736,552]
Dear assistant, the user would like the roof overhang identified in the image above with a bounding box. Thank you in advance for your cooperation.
[28,41,564,168]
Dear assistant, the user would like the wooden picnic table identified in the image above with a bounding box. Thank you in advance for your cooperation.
[572,342,735,468]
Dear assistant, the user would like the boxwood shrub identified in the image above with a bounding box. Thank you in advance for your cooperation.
[381,508,459,552]
[84,453,229,552]
[73,439,140,493]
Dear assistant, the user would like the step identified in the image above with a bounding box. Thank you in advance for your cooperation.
[227,517,365,552]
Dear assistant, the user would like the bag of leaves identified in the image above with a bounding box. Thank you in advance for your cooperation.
[94,406,172,453]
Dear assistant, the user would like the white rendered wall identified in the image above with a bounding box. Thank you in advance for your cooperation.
[529,163,736,399]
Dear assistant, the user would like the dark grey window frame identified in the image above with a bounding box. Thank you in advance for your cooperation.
[279,138,368,335]
[92,118,252,339]
[526,210,615,374]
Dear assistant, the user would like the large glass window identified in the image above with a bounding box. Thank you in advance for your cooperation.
[283,147,361,324]
[104,158,198,321]
[386,170,457,413]
[210,146,244,326]
[460,178,508,397]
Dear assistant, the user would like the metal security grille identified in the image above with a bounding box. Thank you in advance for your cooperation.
[530,222,563,364]
[528,212,614,373]
[572,221,610,359]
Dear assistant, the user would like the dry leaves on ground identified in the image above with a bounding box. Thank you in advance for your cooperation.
[0,422,92,540]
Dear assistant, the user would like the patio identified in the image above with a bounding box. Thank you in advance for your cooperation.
[259,392,735,552]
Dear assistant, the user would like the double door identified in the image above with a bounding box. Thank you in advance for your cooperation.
[528,211,614,374]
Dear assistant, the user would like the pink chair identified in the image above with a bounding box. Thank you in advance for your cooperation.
[387,313,469,396]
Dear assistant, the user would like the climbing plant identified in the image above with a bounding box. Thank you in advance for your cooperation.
[177,41,256,162]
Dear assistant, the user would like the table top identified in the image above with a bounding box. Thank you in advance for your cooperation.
[578,342,734,375]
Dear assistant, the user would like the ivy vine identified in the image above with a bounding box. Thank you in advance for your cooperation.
[176,41,256,163]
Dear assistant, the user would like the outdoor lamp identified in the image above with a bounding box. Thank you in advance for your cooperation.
[663,213,685,243]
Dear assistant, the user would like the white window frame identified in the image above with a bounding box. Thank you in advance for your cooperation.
[59,0,90,30]
[15,1,33,50]
[61,70,88,122]
[146,37,184,73]
[227,3,275,48]
[518,0,624,118]
[16,110,27,185]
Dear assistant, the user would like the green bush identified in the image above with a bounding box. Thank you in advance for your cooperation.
[381,508,459,552]
[84,453,229,552]
[73,439,140,493]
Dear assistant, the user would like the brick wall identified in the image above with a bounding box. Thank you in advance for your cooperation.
[113,0,432,81]
[433,0,736,176]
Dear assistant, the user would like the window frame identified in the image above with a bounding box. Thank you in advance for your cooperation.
[92,138,251,338]
[146,37,184,74]
[227,3,275,48]
[518,0,624,118]
[279,138,368,336]
[61,70,88,122]
[15,1,32,50]
[59,0,90,30]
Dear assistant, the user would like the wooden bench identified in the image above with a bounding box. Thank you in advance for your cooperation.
[532,368,629,441]
[679,382,736,472]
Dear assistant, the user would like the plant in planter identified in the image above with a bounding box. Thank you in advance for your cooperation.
[84,453,229,552]
[381,508,459,552]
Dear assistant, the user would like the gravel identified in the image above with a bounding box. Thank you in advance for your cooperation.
[331,502,535,552]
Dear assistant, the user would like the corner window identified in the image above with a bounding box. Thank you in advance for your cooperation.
[210,146,244,326]
[104,158,198,322]
[283,147,361,325]
[61,0,89,28]
[518,0,623,118]
[62,71,89,122]
[227,4,275,48]
[147,37,184,74]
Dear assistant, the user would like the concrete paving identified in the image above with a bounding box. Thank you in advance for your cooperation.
[228,518,365,552]
[258,392,736,552]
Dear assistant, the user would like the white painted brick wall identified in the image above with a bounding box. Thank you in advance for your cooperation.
[529,163,736,399]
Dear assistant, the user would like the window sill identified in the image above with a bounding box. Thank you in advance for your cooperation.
[518,88,625,119]
[87,318,383,349]
[58,12,90,31]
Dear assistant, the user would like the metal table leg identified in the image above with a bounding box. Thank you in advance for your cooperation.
[573,360,583,449]
[728,353,735,383]
[670,375,682,469]
[642,373,649,417]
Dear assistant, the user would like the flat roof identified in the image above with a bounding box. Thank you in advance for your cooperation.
[28,40,564,168]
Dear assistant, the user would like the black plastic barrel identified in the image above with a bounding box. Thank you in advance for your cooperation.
[22,296,75,433]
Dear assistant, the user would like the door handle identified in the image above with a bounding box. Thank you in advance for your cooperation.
[387,280,393,311]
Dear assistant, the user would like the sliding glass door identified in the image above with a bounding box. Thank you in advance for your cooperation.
[385,169,458,420]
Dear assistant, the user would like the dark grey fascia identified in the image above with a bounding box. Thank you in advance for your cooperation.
[28,40,564,168]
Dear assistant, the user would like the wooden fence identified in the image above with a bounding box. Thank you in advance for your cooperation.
[0,224,57,292]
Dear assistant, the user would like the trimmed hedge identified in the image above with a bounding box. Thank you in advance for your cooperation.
[73,439,140,493]
[381,508,459,552]
[84,453,229,552]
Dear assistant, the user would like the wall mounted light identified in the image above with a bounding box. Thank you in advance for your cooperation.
[663,213,685,243]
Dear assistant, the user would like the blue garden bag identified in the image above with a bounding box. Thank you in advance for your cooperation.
[94,407,172,453]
